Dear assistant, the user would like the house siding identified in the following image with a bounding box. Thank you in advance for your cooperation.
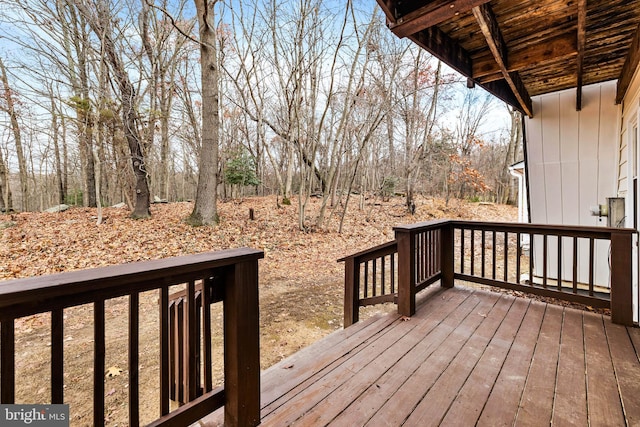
[525,81,619,287]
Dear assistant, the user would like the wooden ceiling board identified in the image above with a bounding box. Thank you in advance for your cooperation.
[379,0,640,114]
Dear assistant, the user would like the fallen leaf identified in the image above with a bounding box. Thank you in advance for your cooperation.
[400,316,411,322]
[105,366,123,378]
[106,388,116,397]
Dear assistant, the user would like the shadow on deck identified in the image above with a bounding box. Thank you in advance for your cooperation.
[201,284,640,426]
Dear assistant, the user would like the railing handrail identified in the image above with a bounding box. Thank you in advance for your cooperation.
[338,240,397,263]
[395,219,637,238]
[0,248,263,320]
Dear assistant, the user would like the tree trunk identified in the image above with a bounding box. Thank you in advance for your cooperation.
[189,0,219,226]
[0,58,28,211]
[79,2,151,218]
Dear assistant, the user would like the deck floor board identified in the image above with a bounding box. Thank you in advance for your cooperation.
[551,308,588,426]
[197,286,640,427]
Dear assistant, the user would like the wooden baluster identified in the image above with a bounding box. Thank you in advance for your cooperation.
[557,236,562,291]
[129,293,140,426]
[543,234,548,288]
[492,231,497,280]
[0,319,15,404]
[390,253,396,294]
[372,258,378,297]
[364,261,369,299]
[94,299,105,427]
[516,232,521,284]
[460,228,465,275]
[588,238,595,296]
[503,231,508,282]
[381,256,386,296]
[203,278,213,392]
[481,231,486,278]
[51,309,64,404]
[470,229,475,276]
[529,233,534,286]
[177,299,185,403]
[572,237,578,294]
[160,287,170,414]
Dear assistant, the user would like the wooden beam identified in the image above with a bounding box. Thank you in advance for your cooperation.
[410,26,473,77]
[375,0,396,21]
[473,33,578,82]
[390,0,491,38]
[480,79,526,115]
[576,0,586,111]
[472,3,533,117]
[616,22,640,104]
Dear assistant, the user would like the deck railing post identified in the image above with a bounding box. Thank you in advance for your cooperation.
[344,256,360,327]
[610,231,633,326]
[396,228,416,317]
[440,223,454,288]
[224,260,261,427]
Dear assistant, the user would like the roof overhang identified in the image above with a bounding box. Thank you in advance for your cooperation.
[376,0,640,117]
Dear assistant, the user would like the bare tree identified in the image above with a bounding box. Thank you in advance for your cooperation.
[76,0,151,218]
[188,0,220,225]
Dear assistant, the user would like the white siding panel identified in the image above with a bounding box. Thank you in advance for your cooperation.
[528,163,547,223]
[559,90,579,162]
[525,81,620,288]
[541,94,561,163]
[560,162,580,227]
[544,162,563,224]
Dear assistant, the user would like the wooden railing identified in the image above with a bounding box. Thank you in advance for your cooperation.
[340,241,398,326]
[0,248,263,427]
[343,220,636,327]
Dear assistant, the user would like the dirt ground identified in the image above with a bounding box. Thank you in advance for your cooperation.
[0,195,518,425]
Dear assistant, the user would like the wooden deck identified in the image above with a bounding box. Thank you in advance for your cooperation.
[201,285,640,426]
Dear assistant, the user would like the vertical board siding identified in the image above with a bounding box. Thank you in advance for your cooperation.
[525,81,619,288]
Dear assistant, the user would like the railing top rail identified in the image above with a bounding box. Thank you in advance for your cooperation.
[338,240,397,263]
[394,219,637,238]
[0,248,264,314]
[393,219,451,233]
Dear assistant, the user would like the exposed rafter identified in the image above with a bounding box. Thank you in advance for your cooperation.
[375,0,396,21]
[389,0,491,38]
[616,22,640,104]
[473,34,577,83]
[472,3,533,117]
[576,0,587,110]
[410,26,473,77]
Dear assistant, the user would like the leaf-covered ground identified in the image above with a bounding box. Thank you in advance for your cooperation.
[0,195,516,425]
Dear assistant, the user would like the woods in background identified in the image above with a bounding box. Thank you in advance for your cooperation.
[0,0,522,229]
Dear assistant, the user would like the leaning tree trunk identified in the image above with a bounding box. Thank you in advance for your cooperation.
[79,2,151,218]
[189,0,220,226]
[0,58,28,211]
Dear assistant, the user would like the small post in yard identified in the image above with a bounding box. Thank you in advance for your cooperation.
[440,223,454,288]
[224,258,261,426]
[343,256,360,327]
[610,231,633,326]
[396,228,416,317]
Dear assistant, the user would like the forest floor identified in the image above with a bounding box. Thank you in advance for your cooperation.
[0,194,518,425]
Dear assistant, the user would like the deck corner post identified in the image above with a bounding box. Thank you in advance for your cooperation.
[610,231,633,326]
[440,222,454,288]
[224,258,261,427]
[396,228,416,317]
[344,256,359,327]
